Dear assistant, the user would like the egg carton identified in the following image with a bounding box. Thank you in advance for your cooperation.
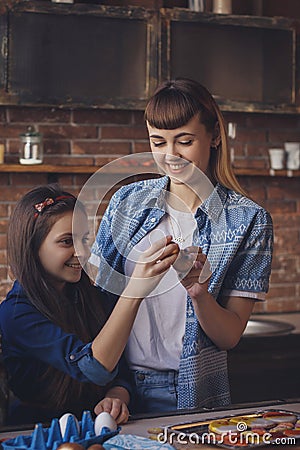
[1,410,120,450]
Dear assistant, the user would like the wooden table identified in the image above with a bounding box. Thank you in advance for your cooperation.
[120,400,300,449]
[0,400,299,449]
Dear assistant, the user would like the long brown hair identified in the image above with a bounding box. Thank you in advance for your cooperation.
[145,78,246,196]
[7,184,107,412]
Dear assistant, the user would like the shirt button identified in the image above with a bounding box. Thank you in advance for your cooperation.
[69,354,75,361]
[137,373,145,381]
[150,217,156,223]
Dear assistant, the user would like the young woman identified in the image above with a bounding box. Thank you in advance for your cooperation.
[0,184,179,424]
[91,78,273,413]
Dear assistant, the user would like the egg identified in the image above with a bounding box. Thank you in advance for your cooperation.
[58,413,80,439]
[94,412,117,435]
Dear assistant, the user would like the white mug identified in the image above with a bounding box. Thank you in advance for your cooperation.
[268,148,285,170]
[213,0,232,14]
[284,142,300,170]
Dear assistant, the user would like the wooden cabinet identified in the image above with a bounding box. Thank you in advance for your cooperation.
[0,2,158,108]
[0,1,299,113]
[160,9,298,113]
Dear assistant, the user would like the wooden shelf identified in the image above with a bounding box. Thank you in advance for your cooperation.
[0,164,300,177]
[234,168,300,177]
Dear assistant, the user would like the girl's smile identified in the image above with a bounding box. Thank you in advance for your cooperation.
[38,210,90,291]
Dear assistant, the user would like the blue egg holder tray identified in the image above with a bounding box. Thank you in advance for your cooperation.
[1,410,120,450]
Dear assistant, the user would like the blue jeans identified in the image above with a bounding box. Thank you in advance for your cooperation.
[130,369,178,414]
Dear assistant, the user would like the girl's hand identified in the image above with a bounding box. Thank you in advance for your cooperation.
[94,396,129,424]
[123,235,179,299]
[174,246,211,297]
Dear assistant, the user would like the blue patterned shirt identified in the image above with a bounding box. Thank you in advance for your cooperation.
[91,176,273,409]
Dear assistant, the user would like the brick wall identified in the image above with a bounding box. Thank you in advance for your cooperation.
[1,106,300,313]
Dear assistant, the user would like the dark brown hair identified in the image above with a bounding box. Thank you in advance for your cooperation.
[145,78,246,195]
[7,184,107,412]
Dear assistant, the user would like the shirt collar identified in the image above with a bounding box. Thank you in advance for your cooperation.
[143,176,228,221]
[198,183,228,221]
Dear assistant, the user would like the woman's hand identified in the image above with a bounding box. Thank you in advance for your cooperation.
[174,246,211,298]
[123,235,179,299]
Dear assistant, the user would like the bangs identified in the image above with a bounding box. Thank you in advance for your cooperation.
[145,89,200,130]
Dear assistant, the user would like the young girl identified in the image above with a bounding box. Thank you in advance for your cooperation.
[0,184,179,424]
[91,78,274,413]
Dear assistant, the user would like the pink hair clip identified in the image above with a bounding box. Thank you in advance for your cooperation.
[33,195,75,218]
[34,197,55,214]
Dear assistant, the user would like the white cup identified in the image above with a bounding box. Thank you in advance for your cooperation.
[284,142,300,170]
[268,148,285,170]
[213,0,232,14]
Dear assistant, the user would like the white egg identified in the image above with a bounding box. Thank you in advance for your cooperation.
[94,412,117,435]
[59,412,80,439]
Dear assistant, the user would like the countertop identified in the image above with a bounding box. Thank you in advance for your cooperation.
[120,400,300,449]
[250,312,300,334]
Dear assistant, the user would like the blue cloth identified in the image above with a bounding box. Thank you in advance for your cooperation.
[91,176,273,410]
[0,281,131,413]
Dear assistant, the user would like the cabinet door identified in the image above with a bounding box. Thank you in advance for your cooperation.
[2,3,158,109]
[161,9,296,112]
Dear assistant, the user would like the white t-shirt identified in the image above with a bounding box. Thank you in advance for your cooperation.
[124,205,197,371]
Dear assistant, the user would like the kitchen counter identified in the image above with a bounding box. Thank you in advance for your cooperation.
[120,400,300,449]
[250,312,300,334]
[1,400,299,449]
[228,313,300,403]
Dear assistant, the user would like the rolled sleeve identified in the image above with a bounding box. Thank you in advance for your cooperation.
[0,290,118,387]
[67,342,118,385]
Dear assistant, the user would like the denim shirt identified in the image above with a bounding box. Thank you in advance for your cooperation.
[91,176,273,409]
[0,281,127,404]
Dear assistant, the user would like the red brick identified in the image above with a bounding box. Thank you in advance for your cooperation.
[11,173,48,186]
[0,124,27,138]
[0,186,32,202]
[0,205,9,217]
[0,173,10,185]
[94,156,127,167]
[8,107,71,123]
[245,113,300,129]
[233,158,267,169]
[267,180,300,200]
[266,199,297,214]
[271,213,300,229]
[0,250,7,265]
[0,108,6,123]
[234,128,267,144]
[132,110,146,126]
[269,129,300,143]
[43,156,94,166]
[268,284,296,297]
[40,125,98,140]
[0,219,8,234]
[133,142,151,153]
[101,125,148,140]
[44,140,71,155]
[0,281,13,302]
[246,144,270,158]
[73,109,132,125]
[73,141,131,155]
[0,234,7,251]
